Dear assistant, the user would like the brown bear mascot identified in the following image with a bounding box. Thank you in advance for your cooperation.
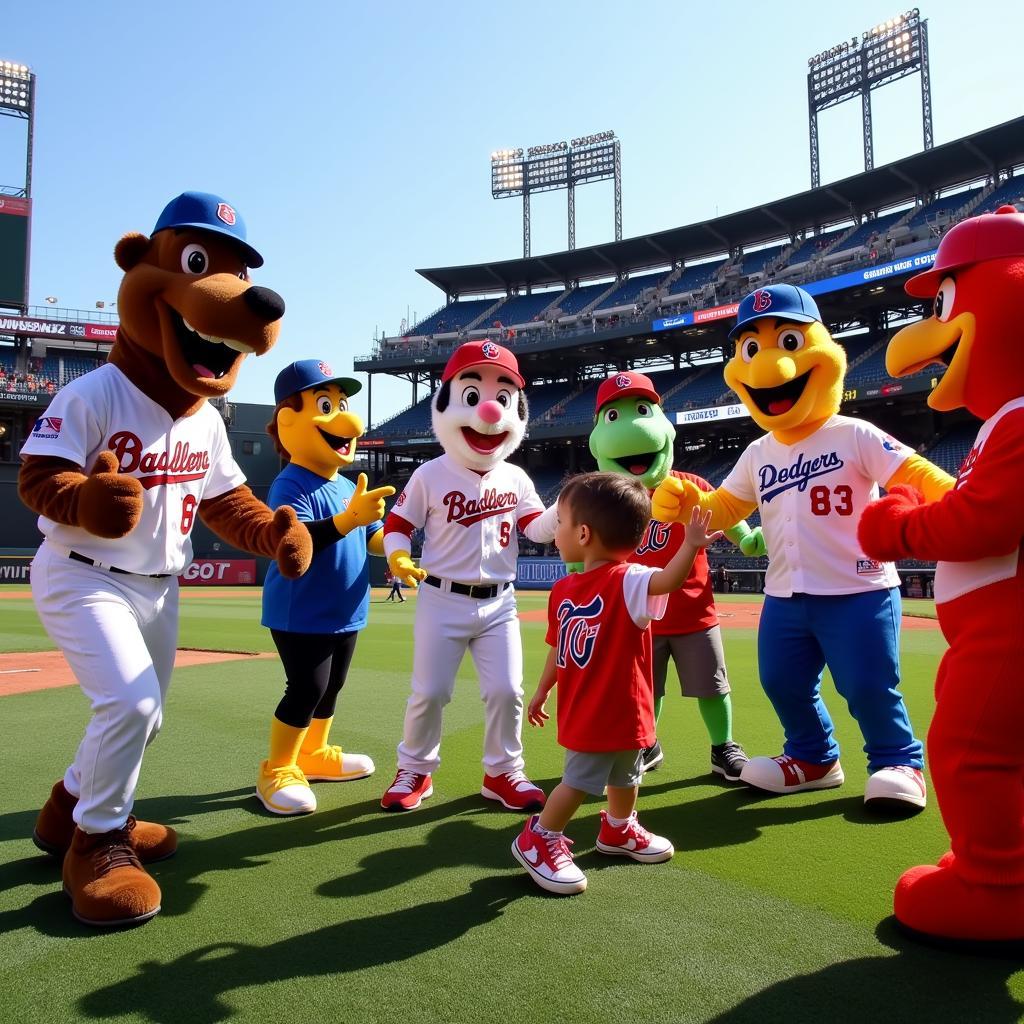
[19,192,312,926]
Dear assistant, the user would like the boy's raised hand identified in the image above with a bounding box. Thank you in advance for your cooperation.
[686,506,723,549]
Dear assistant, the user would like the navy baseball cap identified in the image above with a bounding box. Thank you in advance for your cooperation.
[152,191,265,268]
[729,284,822,340]
[274,359,362,405]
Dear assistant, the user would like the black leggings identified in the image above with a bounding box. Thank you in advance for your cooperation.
[270,629,359,728]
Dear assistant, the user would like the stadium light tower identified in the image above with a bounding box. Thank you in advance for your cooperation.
[0,59,35,312]
[806,9,933,188]
[491,131,622,258]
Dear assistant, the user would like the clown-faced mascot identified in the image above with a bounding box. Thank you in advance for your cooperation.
[588,370,765,780]
[859,205,1024,944]
[652,284,953,810]
[20,192,312,926]
[380,341,557,811]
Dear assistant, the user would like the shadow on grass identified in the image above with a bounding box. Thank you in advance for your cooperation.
[79,869,524,1024]
[705,918,1024,1023]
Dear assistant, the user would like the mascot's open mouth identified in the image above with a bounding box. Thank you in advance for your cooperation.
[461,427,508,454]
[317,427,352,455]
[744,371,812,416]
[171,309,251,380]
[938,338,960,367]
[613,451,658,476]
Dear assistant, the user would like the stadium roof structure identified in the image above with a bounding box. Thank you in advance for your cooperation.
[418,115,1024,297]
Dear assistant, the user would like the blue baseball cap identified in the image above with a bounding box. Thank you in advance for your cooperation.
[152,191,265,268]
[729,284,822,340]
[274,359,362,405]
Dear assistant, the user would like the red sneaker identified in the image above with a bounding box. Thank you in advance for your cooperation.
[481,770,546,811]
[739,754,844,794]
[595,810,674,863]
[380,769,433,811]
[511,815,587,895]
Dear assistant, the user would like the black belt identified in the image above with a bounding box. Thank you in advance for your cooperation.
[423,575,510,599]
[68,550,173,579]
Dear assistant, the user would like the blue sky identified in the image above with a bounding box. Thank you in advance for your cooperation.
[2,0,1022,421]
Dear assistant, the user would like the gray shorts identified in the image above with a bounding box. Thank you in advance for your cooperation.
[563,748,644,796]
[653,625,730,700]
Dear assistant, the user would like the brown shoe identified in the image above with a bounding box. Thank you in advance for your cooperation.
[63,826,162,927]
[33,780,177,863]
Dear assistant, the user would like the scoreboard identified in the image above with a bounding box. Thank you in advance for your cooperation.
[0,196,29,309]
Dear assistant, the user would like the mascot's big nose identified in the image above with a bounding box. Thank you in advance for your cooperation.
[477,400,504,425]
[243,285,287,322]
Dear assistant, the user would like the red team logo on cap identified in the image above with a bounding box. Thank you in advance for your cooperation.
[615,374,631,389]
[481,342,500,359]
[752,289,772,313]
[216,203,237,226]
[318,361,333,376]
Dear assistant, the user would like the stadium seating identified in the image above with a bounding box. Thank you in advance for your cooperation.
[830,210,908,254]
[555,281,616,316]
[594,269,671,310]
[739,243,787,276]
[923,424,977,477]
[906,186,984,230]
[977,175,1024,213]
[410,299,496,336]
[783,225,851,267]
[485,291,562,327]
[663,259,728,297]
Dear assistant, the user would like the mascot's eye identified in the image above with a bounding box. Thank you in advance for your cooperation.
[778,329,804,352]
[317,396,333,415]
[934,276,956,322]
[337,398,348,412]
[496,389,512,408]
[462,386,481,407]
[740,338,760,363]
[604,408,618,423]
[180,243,209,275]
[636,403,652,417]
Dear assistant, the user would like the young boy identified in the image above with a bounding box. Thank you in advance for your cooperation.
[512,472,718,894]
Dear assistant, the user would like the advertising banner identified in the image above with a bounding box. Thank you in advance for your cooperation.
[675,403,750,425]
[515,558,569,591]
[179,559,258,586]
[0,314,118,341]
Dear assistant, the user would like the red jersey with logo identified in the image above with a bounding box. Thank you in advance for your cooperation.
[383,453,544,583]
[20,363,244,575]
[544,561,667,752]
[633,470,717,636]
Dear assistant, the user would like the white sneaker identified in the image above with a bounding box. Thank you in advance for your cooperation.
[740,754,845,794]
[511,815,587,895]
[256,761,317,815]
[864,765,927,810]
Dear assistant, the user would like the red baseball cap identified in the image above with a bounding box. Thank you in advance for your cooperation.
[906,205,1024,298]
[441,340,525,388]
[595,371,661,414]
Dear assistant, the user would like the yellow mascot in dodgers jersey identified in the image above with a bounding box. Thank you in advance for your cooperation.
[380,340,558,812]
[652,284,953,810]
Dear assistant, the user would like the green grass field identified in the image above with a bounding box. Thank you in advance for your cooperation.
[2,589,1022,1023]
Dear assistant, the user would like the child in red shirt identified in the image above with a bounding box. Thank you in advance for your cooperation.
[512,471,718,894]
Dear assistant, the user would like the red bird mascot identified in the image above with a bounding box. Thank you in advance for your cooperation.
[859,204,1024,945]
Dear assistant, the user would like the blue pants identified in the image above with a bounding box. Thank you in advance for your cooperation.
[757,589,923,772]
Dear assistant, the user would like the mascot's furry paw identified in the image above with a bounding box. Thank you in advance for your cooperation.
[739,527,767,558]
[651,476,701,524]
[857,484,925,562]
[895,862,1024,943]
[78,451,144,539]
[268,506,313,579]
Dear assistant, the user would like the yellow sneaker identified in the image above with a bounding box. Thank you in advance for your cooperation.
[255,761,316,815]
[298,744,375,782]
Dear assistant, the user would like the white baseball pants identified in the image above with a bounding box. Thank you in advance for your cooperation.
[31,541,178,834]
[396,582,525,776]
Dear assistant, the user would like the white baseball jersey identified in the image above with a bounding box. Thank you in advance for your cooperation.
[721,414,912,597]
[384,453,544,584]
[20,363,244,575]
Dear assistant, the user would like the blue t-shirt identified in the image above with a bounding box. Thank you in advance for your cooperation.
[261,463,382,634]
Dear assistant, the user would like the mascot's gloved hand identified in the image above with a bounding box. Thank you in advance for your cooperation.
[388,550,427,588]
[266,506,314,579]
[858,484,926,562]
[739,527,767,558]
[333,473,395,537]
[651,475,702,524]
[78,451,144,539]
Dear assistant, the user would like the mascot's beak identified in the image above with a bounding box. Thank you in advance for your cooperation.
[887,312,974,412]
